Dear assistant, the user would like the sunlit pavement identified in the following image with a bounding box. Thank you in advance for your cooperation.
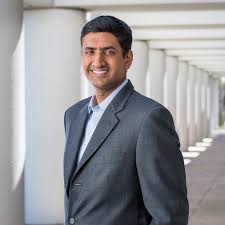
[184,129,225,225]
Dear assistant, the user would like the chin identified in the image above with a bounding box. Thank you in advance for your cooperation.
[91,78,108,86]
[92,83,109,90]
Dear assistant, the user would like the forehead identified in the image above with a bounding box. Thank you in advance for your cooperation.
[82,32,121,48]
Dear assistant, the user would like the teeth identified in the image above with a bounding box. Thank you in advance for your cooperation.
[92,70,107,74]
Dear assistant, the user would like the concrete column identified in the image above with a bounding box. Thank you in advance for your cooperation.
[187,65,196,146]
[164,56,178,122]
[80,66,94,99]
[0,0,24,225]
[24,9,85,224]
[195,68,203,141]
[201,71,209,138]
[213,78,220,129]
[210,77,218,131]
[219,80,224,126]
[128,41,148,95]
[146,48,166,104]
[209,76,219,135]
[176,61,188,151]
[207,75,213,136]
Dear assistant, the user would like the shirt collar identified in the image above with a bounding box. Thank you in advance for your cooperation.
[88,79,128,114]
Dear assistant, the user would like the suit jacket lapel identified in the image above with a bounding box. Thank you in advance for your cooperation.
[74,80,134,176]
[75,106,119,174]
[64,103,89,187]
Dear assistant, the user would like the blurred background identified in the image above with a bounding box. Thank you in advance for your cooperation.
[0,0,225,225]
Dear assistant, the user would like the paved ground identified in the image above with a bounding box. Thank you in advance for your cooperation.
[184,129,225,225]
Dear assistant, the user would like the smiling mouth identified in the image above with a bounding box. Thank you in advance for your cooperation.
[93,70,107,73]
[89,69,109,74]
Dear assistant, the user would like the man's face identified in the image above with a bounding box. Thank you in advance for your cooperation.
[82,32,133,93]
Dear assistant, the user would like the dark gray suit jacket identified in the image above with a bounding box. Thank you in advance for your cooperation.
[64,80,189,225]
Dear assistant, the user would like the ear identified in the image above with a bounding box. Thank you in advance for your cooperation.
[124,50,133,70]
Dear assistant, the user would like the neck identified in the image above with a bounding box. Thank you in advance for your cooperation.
[94,89,115,104]
[94,78,127,104]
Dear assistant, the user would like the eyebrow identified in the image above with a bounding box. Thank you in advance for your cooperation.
[102,46,116,51]
[83,46,117,51]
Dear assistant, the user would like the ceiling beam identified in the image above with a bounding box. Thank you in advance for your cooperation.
[196,67,225,72]
[89,10,225,27]
[133,28,225,40]
[190,63,225,71]
[190,61,225,65]
[166,49,225,56]
[24,0,225,9]
[179,56,225,61]
[24,0,53,7]
[149,40,225,49]
[53,0,225,7]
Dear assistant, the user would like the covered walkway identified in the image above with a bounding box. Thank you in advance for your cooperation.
[185,129,225,225]
[0,0,225,224]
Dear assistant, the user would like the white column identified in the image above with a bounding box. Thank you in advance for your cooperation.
[187,65,196,146]
[214,78,220,129]
[176,61,188,151]
[210,77,219,131]
[164,56,178,122]
[207,75,213,136]
[128,40,148,95]
[80,66,94,99]
[209,76,218,135]
[146,48,166,104]
[0,0,24,225]
[219,80,224,126]
[195,68,203,141]
[201,71,209,138]
[24,9,85,224]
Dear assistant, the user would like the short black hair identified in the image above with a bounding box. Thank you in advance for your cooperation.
[81,15,132,57]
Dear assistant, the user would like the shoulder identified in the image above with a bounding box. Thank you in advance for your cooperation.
[128,90,172,117]
[65,97,91,121]
[126,90,176,133]
[132,91,179,148]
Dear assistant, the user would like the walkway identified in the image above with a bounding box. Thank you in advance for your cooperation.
[184,129,225,225]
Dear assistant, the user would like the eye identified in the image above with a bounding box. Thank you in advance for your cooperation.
[104,49,115,55]
[83,49,95,55]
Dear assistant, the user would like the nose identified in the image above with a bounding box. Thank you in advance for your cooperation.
[92,51,106,68]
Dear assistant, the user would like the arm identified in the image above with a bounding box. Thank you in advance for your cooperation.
[64,109,69,137]
[136,106,189,225]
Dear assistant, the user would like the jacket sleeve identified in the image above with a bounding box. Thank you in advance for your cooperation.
[64,109,68,136]
[136,106,189,225]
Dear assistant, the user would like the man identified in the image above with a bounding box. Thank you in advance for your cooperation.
[64,15,189,225]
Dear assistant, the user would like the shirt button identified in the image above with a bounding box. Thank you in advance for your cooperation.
[69,218,75,224]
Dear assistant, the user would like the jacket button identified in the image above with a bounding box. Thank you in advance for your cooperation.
[69,218,75,224]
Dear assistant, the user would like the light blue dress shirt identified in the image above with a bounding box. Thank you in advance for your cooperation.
[77,79,128,164]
